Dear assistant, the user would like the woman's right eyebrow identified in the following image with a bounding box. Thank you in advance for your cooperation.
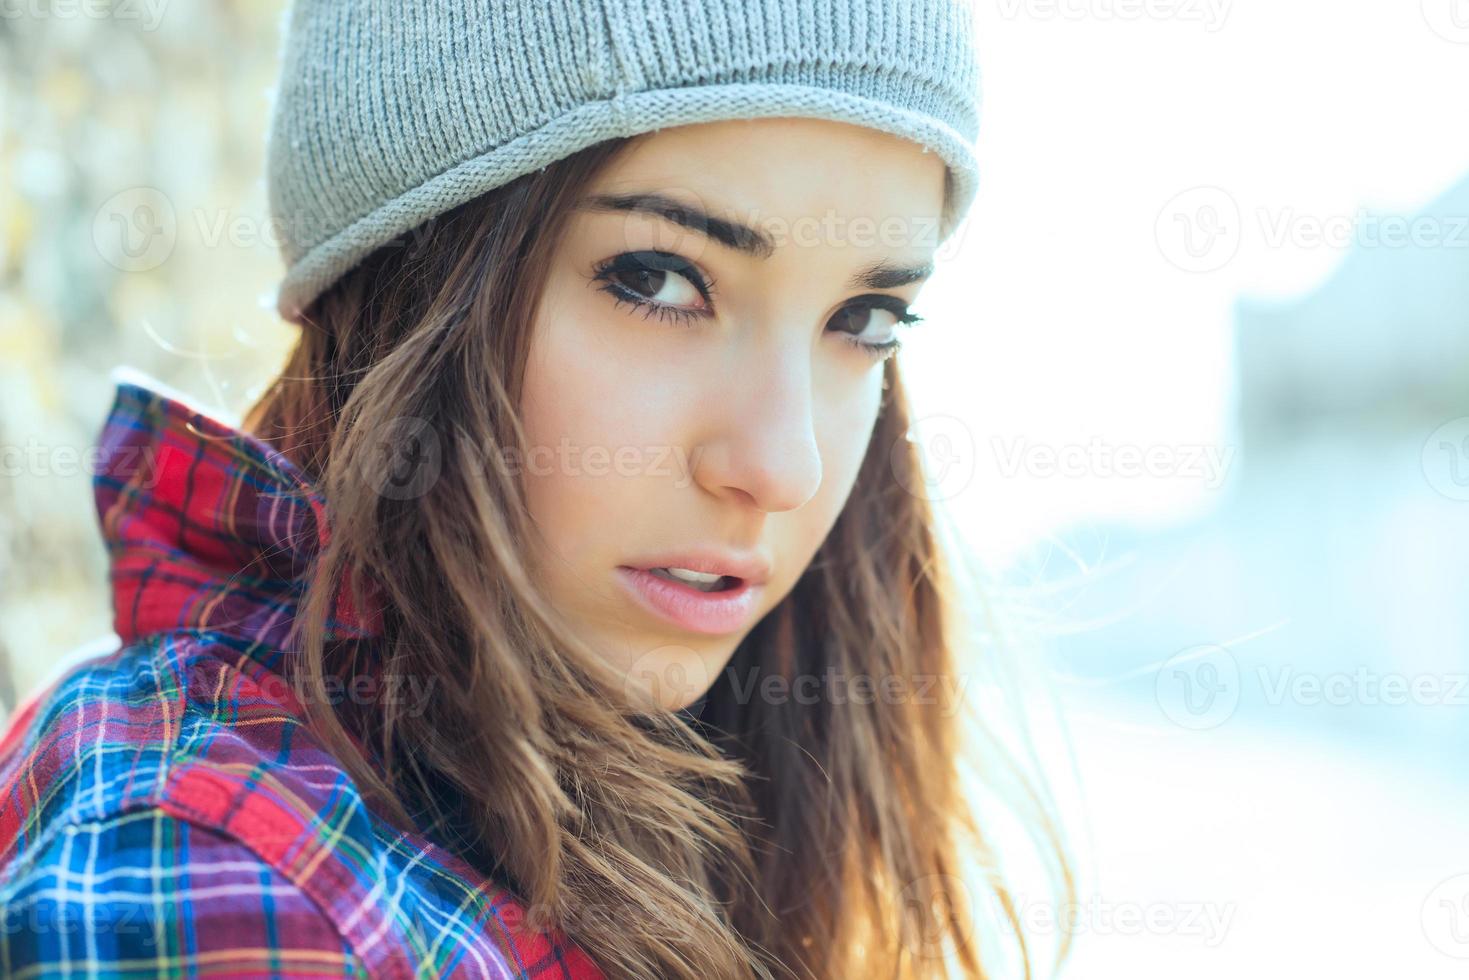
[576,191,779,260]
[575,190,935,290]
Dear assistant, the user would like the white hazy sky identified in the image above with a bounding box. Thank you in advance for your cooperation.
[900,0,1469,563]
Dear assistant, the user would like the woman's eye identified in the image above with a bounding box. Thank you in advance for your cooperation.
[590,251,714,326]
[589,253,922,358]
[831,305,899,343]
[609,265,702,307]
[829,301,923,359]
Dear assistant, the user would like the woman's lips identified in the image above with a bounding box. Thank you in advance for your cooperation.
[614,565,764,635]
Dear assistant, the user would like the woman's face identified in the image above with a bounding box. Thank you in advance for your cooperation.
[521,117,946,710]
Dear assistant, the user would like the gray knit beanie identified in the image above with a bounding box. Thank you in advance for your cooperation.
[265,0,982,324]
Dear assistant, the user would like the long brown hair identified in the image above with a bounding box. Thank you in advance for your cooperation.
[244,135,1073,980]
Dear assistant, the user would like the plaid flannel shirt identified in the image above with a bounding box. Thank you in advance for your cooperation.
[0,373,605,979]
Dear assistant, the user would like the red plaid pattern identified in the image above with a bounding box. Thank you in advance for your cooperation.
[0,373,604,979]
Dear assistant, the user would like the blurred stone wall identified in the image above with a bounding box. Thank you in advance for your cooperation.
[1,0,298,716]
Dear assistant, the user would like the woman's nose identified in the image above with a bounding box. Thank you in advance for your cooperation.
[690,352,824,514]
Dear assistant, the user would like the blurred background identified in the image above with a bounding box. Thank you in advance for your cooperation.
[1,2,1465,977]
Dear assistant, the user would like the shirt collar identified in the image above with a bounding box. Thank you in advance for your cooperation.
[94,370,383,669]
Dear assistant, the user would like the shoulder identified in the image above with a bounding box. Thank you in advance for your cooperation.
[0,635,604,979]
[0,804,363,978]
[0,635,364,976]
[0,630,266,836]
[0,633,387,972]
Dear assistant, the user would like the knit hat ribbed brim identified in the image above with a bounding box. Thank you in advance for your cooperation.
[265,0,982,324]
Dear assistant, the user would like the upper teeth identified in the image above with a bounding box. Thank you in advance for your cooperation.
[656,566,724,584]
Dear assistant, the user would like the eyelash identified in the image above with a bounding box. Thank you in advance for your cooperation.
[588,250,925,360]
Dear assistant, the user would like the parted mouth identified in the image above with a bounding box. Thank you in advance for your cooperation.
[641,566,740,592]
[619,550,772,588]
[614,563,766,635]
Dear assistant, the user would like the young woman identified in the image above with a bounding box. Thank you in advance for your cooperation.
[0,1,1070,977]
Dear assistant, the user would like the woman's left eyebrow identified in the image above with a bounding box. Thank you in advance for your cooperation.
[576,190,934,289]
[849,259,934,290]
